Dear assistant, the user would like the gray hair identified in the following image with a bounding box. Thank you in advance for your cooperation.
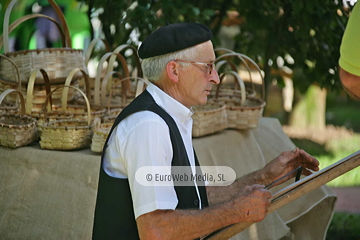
[141,44,203,82]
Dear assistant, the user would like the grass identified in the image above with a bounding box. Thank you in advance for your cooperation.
[326,213,360,240]
[291,91,360,239]
[291,135,360,187]
[326,92,360,133]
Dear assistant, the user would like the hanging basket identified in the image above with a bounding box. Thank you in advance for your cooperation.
[210,71,266,130]
[192,102,228,137]
[39,86,93,150]
[0,0,86,85]
[0,89,37,148]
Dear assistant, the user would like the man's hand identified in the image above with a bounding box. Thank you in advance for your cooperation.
[231,184,271,223]
[262,147,320,188]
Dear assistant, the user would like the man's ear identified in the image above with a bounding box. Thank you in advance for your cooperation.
[166,61,179,83]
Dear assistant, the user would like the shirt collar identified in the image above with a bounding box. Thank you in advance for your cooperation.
[146,82,193,123]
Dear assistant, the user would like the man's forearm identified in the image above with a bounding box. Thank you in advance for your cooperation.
[136,201,240,240]
[207,168,267,205]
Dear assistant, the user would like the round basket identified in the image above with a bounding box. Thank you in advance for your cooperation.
[39,86,93,150]
[104,76,149,117]
[0,0,86,85]
[24,69,72,138]
[192,102,228,137]
[0,89,37,148]
[52,68,106,123]
[91,118,114,153]
[215,50,266,98]
[93,52,130,106]
[214,57,256,97]
[78,38,111,97]
[211,71,266,130]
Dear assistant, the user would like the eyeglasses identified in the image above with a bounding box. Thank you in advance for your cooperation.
[174,60,215,74]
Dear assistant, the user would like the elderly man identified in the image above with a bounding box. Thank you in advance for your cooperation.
[92,23,319,239]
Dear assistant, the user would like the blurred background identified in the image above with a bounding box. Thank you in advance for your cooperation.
[1,0,359,238]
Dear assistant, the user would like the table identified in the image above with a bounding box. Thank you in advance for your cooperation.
[0,117,336,240]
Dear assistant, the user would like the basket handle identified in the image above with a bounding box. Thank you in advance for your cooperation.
[84,38,111,66]
[134,77,149,97]
[214,59,241,90]
[101,75,148,108]
[3,0,71,52]
[26,69,52,115]
[104,51,131,96]
[216,71,246,106]
[216,52,265,99]
[47,0,71,47]
[43,85,91,126]
[0,54,21,91]
[236,53,265,99]
[92,117,102,128]
[100,71,124,107]
[94,52,130,106]
[0,89,26,115]
[112,44,143,78]
[216,52,256,96]
[108,77,148,111]
[0,14,66,50]
[62,68,91,109]
[214,48,235,55]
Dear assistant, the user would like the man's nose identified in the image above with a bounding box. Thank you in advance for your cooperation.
[210,68,220,84]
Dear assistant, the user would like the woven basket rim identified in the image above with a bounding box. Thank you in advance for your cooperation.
[4,48,84,56]
[225,96,266,110]
[94,123,113,135]
[42,119,92,130]
[0,78,18,86]
[193,103,227,114]
[53,104,106,112]
[0,113,37,128]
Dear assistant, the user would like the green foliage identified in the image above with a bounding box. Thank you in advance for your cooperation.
[77,0,350,93]
[234,1,349,93]
[78,0,221,49]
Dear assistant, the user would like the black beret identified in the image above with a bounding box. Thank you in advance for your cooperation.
[138,23,213,59]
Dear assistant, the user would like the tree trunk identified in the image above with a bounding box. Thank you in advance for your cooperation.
[289,84,327,130]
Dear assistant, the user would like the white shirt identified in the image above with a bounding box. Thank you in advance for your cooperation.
[103,83,202,219]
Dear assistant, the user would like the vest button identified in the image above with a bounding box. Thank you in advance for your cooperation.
[194,199,199,206]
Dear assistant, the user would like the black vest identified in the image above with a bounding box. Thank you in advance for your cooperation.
[92,90,209,239]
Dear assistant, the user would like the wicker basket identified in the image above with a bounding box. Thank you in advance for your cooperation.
[215,52,259,97]
[78,38,111,97]
[91,118,114,153]
[192,102,228,137]
[52,68,106,123]
[112,44,143,78]
[102,75,148,109]
[0,0,86,85]
[211,71,266,130]
[215,50,266,98]
[0,89,37,148]
[39,86,93,150]
[93,52,130,106]
[103,76,149,118]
